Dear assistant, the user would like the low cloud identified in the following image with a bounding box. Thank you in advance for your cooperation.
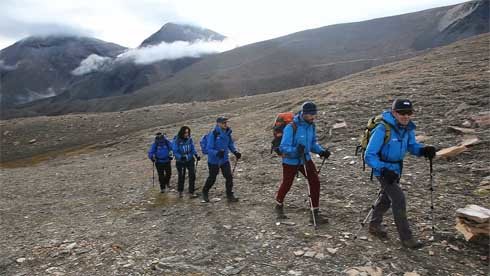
[0,59,17,71]
[71,54,113,76]
[0,16,92,41]
[72,39,236,75]
[119,39,235,64]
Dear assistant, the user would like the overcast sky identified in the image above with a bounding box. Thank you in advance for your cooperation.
[0,0,467,50]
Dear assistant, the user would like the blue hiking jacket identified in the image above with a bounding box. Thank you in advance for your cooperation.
[172,136,198,162]
[206,125,237,165]
[147,137,173,164]
[280,112,324,165]
[365,111,424,176]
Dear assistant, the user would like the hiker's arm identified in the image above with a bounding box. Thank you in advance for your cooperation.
[190,139,198,156]
[408,130,424,157]
[228,133,238,153]
[311,132,325,154]
[207,131,218,157]
[365,125,388,169]
[279,125,296,155]
[171,140,181,160]
[147,143,156,160]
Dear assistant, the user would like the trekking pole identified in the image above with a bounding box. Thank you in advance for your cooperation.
[302,153,317,229]
[354,188,384,240]
[151,162,155,188]
[429,157,435,236]
[231,158,239,176]
[317,156,327,174]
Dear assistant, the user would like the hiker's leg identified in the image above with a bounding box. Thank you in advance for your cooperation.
[203,163,219,194]
[155,163,166,190]
[305,160,320,209]
[275,164,298,204]
[370,177,392,225]
[176,162,185,193]
[163,162,172,188]
[382,178,413,241]
[221,162,234,197]
[188,160,196,194]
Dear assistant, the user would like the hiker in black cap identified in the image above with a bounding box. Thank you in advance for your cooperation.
[201,117,242,203]
[275,101,331,225]
[364,98,436,249]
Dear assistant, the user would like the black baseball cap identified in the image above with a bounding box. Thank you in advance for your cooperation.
[391,99,413,111]
[216,117,229,123]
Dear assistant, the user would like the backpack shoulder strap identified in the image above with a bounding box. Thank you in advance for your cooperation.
[291,122,297,135]
[373,117,391,144]
[290,122,298,145]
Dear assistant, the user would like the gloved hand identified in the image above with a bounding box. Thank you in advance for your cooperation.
[217,150,225,159]
[195,155,201,161]
[233,151,242,159]
[319,149,331,159]
[381,169,399,184]
[421,146,436,159]
[297,144,305,157]
[181,155,188,162]
[169,155,174,161]
[151,157,155,163]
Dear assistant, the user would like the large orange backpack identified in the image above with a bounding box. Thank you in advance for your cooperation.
[271,112,297,155]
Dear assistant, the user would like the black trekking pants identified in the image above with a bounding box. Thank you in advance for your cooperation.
[370,176,413,241]
[176,159,196,193]
[155,162,171,190]
[202,161,234,197]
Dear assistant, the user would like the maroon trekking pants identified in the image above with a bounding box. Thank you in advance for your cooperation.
[275,160,320,208]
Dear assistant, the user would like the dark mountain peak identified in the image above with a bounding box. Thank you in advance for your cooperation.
[0,35,127,107]
[139,22,226,47]
[7,35,127,54]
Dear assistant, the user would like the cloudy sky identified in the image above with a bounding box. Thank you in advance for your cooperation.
[0,0,466,50]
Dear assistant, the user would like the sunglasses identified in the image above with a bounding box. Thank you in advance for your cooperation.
[396,110,413,116]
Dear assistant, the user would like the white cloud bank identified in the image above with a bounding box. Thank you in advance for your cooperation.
[72,39,235,75]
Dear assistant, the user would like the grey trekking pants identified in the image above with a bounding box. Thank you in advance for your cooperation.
[370,176,413,241]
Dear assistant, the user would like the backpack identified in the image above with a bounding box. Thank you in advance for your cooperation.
[355,115,391,173]
[154,137,172,160]
[271,112,297,155]
[199,130,218,155]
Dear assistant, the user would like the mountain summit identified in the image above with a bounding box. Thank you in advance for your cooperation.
[0,35,126,107]
[139,23,226,47]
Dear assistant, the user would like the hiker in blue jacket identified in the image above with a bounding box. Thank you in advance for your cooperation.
[172,126,201,198]
[148,132,174,193]
[201,117,242,203]
[275,102,331,224]
[364,99,436,249]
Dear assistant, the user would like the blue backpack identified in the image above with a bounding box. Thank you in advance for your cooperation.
[199,130,219,155]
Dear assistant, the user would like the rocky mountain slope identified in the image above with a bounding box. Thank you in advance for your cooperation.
[0,34,488,275]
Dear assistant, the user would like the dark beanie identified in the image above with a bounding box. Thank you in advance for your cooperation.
[391,99,413,111]
[302,101,317,115]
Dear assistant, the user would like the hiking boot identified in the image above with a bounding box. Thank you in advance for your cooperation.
[178,192,183,198]
[309,209,328,225]
[401,238,424,249]
[275,204,288,219]
[368,223,388,239]
[189,193,199,199]
[227,194,239,202]
[201,192,210,203]
[160,187,166,193]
